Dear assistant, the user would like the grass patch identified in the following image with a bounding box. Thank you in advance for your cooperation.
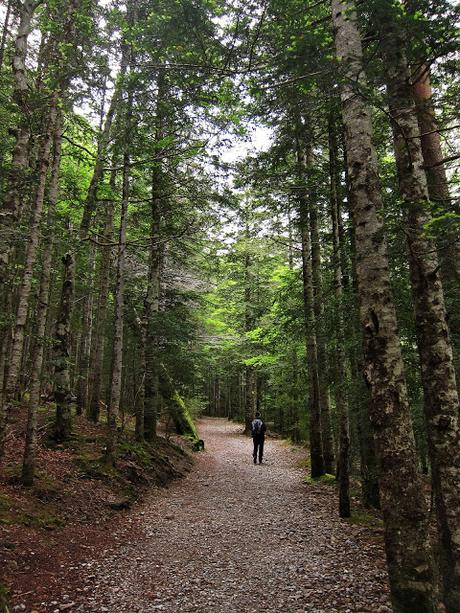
[303,473,336,485]
[0,584,10,612]
[76,456,119,481]
[20,510,64,530]
[347,509,383,528]
[0,493,63,529]
[118,440,153,467]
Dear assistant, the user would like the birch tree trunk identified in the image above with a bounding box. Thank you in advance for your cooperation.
[0,96,58,459]
[346,163,381,509]
[377,10,460,610]
[22,114,63,485]
[0,1,37,416]
[331,1,436,610]
[0,0,36,285]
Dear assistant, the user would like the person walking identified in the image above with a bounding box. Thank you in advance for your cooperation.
[251,411,266,464]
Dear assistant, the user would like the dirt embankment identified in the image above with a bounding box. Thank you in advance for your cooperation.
[0,407,193,611]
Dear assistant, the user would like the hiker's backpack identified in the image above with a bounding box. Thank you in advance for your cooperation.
[252,418,263,435]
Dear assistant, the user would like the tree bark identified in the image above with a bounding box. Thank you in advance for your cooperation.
[106,102,131,463]
[331,1,436,610]
[309,172,335,474]
[79,80,123,240]
[243,210,256,434]
[22,113,63,485]
[53,253,75,442]
[295,133,324,478]
[76,242,96,415]
[412,65,460,373]
[106,153,129,463]
[0,0,36,283]
[0,0,12,73]
[143,68,166,441]
[0,96,58,459]
[143,172,161,441]
[377,10,460,610]
[88,193,115,423]
[329,114,350,517]
[0,1,37,394]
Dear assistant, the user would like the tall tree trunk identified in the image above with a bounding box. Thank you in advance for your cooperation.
[88,178,115,423]
[329,114,350,517]
[412,65,460,373]
[0,0,12,73]
[79,81,123,240]
[0,96,58,459]
[309,173,335,473]
[143,67,165,441]
[143,172,161,441]
[0,0,37,413]
[75,74,125,416]
[76,242,96,415]
[377,11,460,610]
[331,2,436,610]
[244,365,256,431]
[0,0,36,283]
[106,126,131,463]
[53,253,75,442]
[345,152,381,509]
[295,132,324,478]
[22,113,63,485]
[243,211,256,434]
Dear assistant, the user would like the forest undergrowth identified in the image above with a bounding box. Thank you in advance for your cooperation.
[0,407,192,611]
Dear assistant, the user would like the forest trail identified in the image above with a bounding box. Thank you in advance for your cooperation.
[28,418,392,613]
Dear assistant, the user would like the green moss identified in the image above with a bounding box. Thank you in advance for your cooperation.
[0,493,63,529]
[303,473,337,485]
[296,456,311,470]
[3,463,21,478]
[0,584,10,612]
[118,440,153,467]
[172,391,199,441]
[0,494,10,512]
[20,510,64,530]
[76,456,119,481]
[347,510,383,528]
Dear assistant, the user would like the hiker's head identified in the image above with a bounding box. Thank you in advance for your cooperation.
[255,411,261,418]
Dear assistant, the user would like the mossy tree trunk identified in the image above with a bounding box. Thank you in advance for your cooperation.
[160,365,199,443]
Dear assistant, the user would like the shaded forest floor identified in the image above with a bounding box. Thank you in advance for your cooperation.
[3,417,392,612]
[0,407,192,611]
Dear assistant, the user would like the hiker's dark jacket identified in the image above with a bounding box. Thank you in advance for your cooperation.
[251,419,267,438]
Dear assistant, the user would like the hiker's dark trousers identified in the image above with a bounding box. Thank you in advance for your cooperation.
[253,435,264,462]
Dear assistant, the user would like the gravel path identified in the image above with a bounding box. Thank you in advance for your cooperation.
[58,418,392,613]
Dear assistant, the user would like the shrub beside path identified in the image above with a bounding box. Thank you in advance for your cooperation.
[32,418,392,612]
